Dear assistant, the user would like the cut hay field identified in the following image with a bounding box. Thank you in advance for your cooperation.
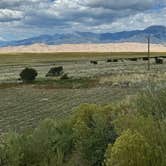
[0,52,166,133]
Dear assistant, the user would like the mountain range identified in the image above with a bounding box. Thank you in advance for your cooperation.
[0,25,166,47]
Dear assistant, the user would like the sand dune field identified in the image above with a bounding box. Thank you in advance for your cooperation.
[0,42,166,53]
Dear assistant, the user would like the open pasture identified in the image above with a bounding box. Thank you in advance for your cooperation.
[0,52,166,133]
[0,52,166,83]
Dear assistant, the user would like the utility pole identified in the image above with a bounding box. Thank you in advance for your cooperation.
[147,35,150,71]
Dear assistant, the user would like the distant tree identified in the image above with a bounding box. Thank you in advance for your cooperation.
[20,68,38,83]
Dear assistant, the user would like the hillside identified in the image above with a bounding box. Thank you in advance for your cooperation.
[0,25,166,47]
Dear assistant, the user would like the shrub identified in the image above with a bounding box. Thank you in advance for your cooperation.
[104,130,152,166]
[20,68,38,83]
[114,115,166,166]
[46,66,63,77]
[71,104,117,166]
[113,88,166,166]
[20,119,73,166]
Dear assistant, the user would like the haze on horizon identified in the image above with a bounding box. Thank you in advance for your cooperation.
[0,0,166,41]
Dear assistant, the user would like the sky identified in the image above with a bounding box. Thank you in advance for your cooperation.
[0,0,166,41]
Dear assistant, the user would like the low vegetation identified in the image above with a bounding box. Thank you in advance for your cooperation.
[0,87,165,166]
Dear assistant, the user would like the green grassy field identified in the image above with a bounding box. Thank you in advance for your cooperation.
[0,52,166,64]
[0,52,166,133]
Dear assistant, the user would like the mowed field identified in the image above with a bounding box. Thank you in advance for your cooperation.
[0,52,166,133]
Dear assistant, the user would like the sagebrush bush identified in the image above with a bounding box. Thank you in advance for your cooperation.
[105,130,152,166]
[112,88,166,166]
[21,119,73,166]
[71,104,117,166]
[20,68,38,82]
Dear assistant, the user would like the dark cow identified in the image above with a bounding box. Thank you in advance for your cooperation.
[129,58,138,61]
[142,57,149,61]
[160,56,166,59]
[46,66,63,77]
[107,59,112,62]
[90,60,98,65]
[155,58,163,64]
[112,59,118,62]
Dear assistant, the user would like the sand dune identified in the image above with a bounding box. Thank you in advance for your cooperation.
[0,42,166,53]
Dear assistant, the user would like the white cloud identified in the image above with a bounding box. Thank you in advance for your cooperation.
[0,9,23,22]
[0,0,48,8]
[0,0,166,40]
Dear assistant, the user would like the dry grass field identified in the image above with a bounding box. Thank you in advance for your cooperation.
[0,52,166,133]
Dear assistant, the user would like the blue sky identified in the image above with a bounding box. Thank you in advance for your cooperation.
[0,0,166,41]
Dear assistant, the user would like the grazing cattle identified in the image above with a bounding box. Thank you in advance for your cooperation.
[90,60,98,65]
[107,59,112,62]
[142,57,149,61]
[160,56,166,59]
[124,58,129,61]
[129,58,138,61]
[46,66,63,77]
[155,57,164,64]
[155,58,163,64]
[113,59,118,62]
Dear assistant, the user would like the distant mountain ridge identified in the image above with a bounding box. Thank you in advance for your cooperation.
[1,25,166,47]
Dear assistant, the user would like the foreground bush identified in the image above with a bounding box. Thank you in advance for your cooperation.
[105,130,152,166]
[71,104,117,166]
[0,119,74,166]
[20,68,38,83]
[111,88,166,166]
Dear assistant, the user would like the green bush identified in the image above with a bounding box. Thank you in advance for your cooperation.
[113,88,166,166]
[20,119,73,166]
[105,130,152,166]
[20,68,38,83]
[71,104,117,166]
